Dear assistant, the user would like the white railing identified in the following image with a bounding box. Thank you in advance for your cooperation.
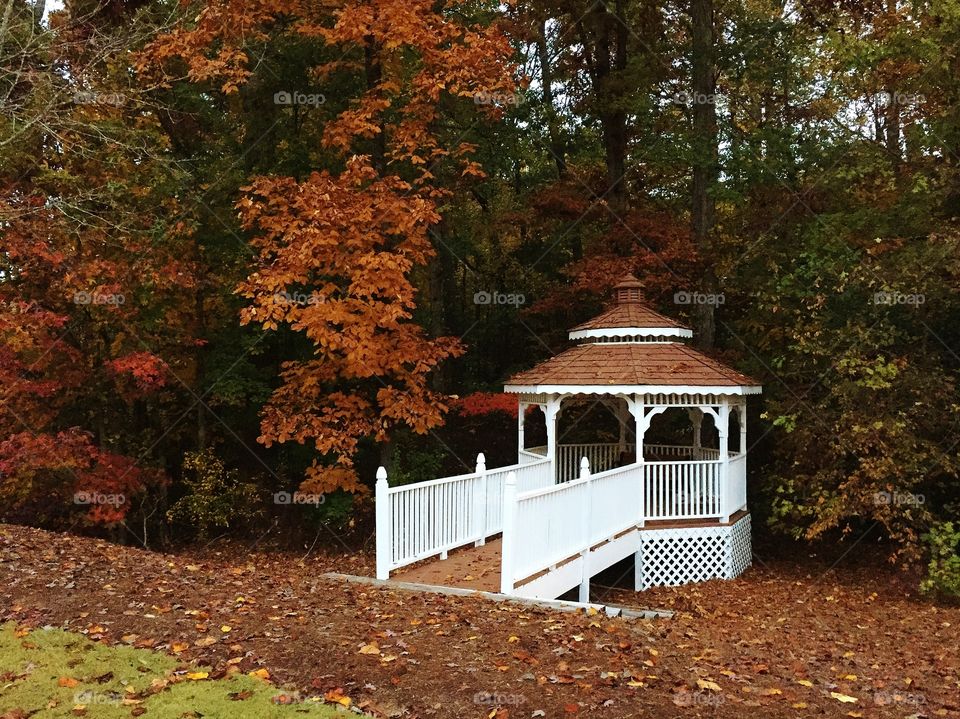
[643,460,722,521]
[375,454,553,579]
[519,446,547,463]
[481,459,553,534]
[644,443,693,458]
[501,453,736,592]
[503,460,642,591]
[556,443,635,482]
[725,451,746,519]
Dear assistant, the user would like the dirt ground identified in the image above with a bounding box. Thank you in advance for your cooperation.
[1,523,958,718]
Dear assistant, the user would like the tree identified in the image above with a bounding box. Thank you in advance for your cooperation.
[144,0,518,494]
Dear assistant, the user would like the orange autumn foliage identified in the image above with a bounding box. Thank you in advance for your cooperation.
[144,0,518,493]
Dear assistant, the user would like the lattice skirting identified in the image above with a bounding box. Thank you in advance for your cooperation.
[636,515,752,590]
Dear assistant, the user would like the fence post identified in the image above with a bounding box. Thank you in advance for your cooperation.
[375,466,390,581]
[474,452,487,547]
[500,471,518,595]
[578,457,591,603]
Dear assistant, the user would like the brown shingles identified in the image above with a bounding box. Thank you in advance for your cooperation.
[505,342,760,388]
[570,303,690,332]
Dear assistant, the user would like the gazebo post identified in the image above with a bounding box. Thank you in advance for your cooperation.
[517,400,527,462]
[738,401,747,457]
[626,396,646,529]
[544,395,561,481]
[718,401,731,523]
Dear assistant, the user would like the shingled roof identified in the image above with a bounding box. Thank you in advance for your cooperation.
[569,303,690,333]
[505,342,760,390]
[504,275,760,393]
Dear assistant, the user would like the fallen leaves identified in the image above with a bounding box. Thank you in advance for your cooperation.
[830,691,858,703]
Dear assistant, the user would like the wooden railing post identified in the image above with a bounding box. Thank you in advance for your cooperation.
[474,452,487,546]
[579,457,591,603]
[500,471,518,595]
[375,467,390,580]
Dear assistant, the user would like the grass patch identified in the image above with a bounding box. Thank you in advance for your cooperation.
[0,623,344,718]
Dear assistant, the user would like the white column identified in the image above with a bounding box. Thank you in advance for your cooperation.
[627,395,646,529]
[738,401,747,456]
[500,471,518,594]
[627,395,645,463]
[517,401,527,462]
[578,457,591,603]
[718,401,730,523]
[375,467,390,580]
[544,395,561,482]
[474,453,487,547]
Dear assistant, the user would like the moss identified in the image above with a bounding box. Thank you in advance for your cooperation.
[0,623,343,717]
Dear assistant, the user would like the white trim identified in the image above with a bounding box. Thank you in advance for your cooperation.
[504,383,762,396]
[569,327,693,341]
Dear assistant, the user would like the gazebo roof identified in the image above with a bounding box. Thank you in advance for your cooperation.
[568,275,692,340]
[504,275,761,395]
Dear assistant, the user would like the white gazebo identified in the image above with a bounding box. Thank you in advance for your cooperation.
[375,276,762,601]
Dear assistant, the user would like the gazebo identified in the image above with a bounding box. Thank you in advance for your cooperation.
[375,276,762,601]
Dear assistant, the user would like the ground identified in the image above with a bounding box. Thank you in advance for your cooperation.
[1,523,958,718]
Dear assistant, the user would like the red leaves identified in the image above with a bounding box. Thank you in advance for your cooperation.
[105,352,169,394]
[452,392,519,419]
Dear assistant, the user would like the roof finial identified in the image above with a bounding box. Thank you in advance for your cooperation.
[613,274,643,305]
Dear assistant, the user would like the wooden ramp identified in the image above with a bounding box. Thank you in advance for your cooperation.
[393,539,503,593]
[391,511,750,599]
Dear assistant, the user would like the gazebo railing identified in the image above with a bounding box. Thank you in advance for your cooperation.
[556,442,635,482]
[519,446,547,463]
[643,459,722,520]
[725,451,747,518]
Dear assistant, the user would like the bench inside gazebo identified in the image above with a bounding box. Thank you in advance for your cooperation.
[375,276,761,601]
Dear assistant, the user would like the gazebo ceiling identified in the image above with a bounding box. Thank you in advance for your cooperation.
[504,274,761,396]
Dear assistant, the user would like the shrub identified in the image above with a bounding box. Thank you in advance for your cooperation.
[167,449,261,538]
[920,522,960,601]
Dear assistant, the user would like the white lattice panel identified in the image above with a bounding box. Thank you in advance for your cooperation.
[637,515,751,590]
[727,514,752,577]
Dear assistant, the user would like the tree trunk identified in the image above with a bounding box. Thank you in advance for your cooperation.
[536,19,567,179]
[691,0,718,349]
